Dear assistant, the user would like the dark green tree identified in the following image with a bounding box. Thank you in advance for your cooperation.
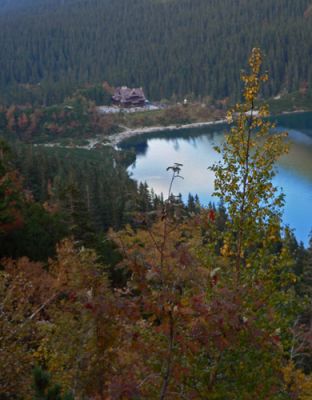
[32,367,73,400]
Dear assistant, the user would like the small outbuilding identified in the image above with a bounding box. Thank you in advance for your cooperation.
[112,86,147,107]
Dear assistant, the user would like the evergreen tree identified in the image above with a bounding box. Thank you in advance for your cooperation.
[32,366,74,400]
[0,0,311,105]
[59,182,96,247]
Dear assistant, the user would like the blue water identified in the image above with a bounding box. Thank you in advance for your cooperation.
[121,112,312,245]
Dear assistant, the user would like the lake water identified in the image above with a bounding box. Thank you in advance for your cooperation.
[120,112,312,245]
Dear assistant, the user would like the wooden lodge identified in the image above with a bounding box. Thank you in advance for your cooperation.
[112,86,147,107]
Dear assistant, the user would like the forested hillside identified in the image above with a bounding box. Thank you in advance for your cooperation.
[0,0,312,105]
[1,49,312,399]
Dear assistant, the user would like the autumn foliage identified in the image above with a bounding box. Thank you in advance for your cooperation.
[0,140,24,234]
[1,49,312,399]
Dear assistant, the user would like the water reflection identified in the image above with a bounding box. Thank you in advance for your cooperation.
[121,113,312,245]
[274,112,312,134]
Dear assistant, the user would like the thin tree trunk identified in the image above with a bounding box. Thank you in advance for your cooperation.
[160,311,174,400]
[235,100,254,283]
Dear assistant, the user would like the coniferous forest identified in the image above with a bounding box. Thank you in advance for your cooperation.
[1,46,312,399]
[1,1,312,399]
[0,0,312,105]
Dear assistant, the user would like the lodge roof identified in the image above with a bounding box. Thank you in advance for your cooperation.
[112,86,146,105]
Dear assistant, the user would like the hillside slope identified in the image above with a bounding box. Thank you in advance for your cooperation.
[0,0,311,104]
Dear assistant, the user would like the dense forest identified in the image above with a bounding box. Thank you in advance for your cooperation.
[1,48,312,399]
[0,0,312,105]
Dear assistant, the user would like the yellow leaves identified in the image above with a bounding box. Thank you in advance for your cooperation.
[244,88,257,102]
[283,362,312,400]
[212,47,293,308]
[34,334,51,364]
[241,49,270,104]
[249,47,263,74]
[252,197,259,206]
[226,110,234,124]
[261,73,269,82]
[258,105,270,118]
[220,242,232,257]
[33,351,41,359]
[180,297,190,307]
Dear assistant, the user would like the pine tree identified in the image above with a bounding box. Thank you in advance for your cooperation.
[32,367,73,400]
[59,182,96,247]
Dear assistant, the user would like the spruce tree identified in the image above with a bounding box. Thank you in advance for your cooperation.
[32,367,73,400]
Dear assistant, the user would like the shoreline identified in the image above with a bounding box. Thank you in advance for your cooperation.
[107,119,227,146]
[107,108,312,147]
[35,109,311,150]
[34,120,226,150]
[33,118,226,150]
